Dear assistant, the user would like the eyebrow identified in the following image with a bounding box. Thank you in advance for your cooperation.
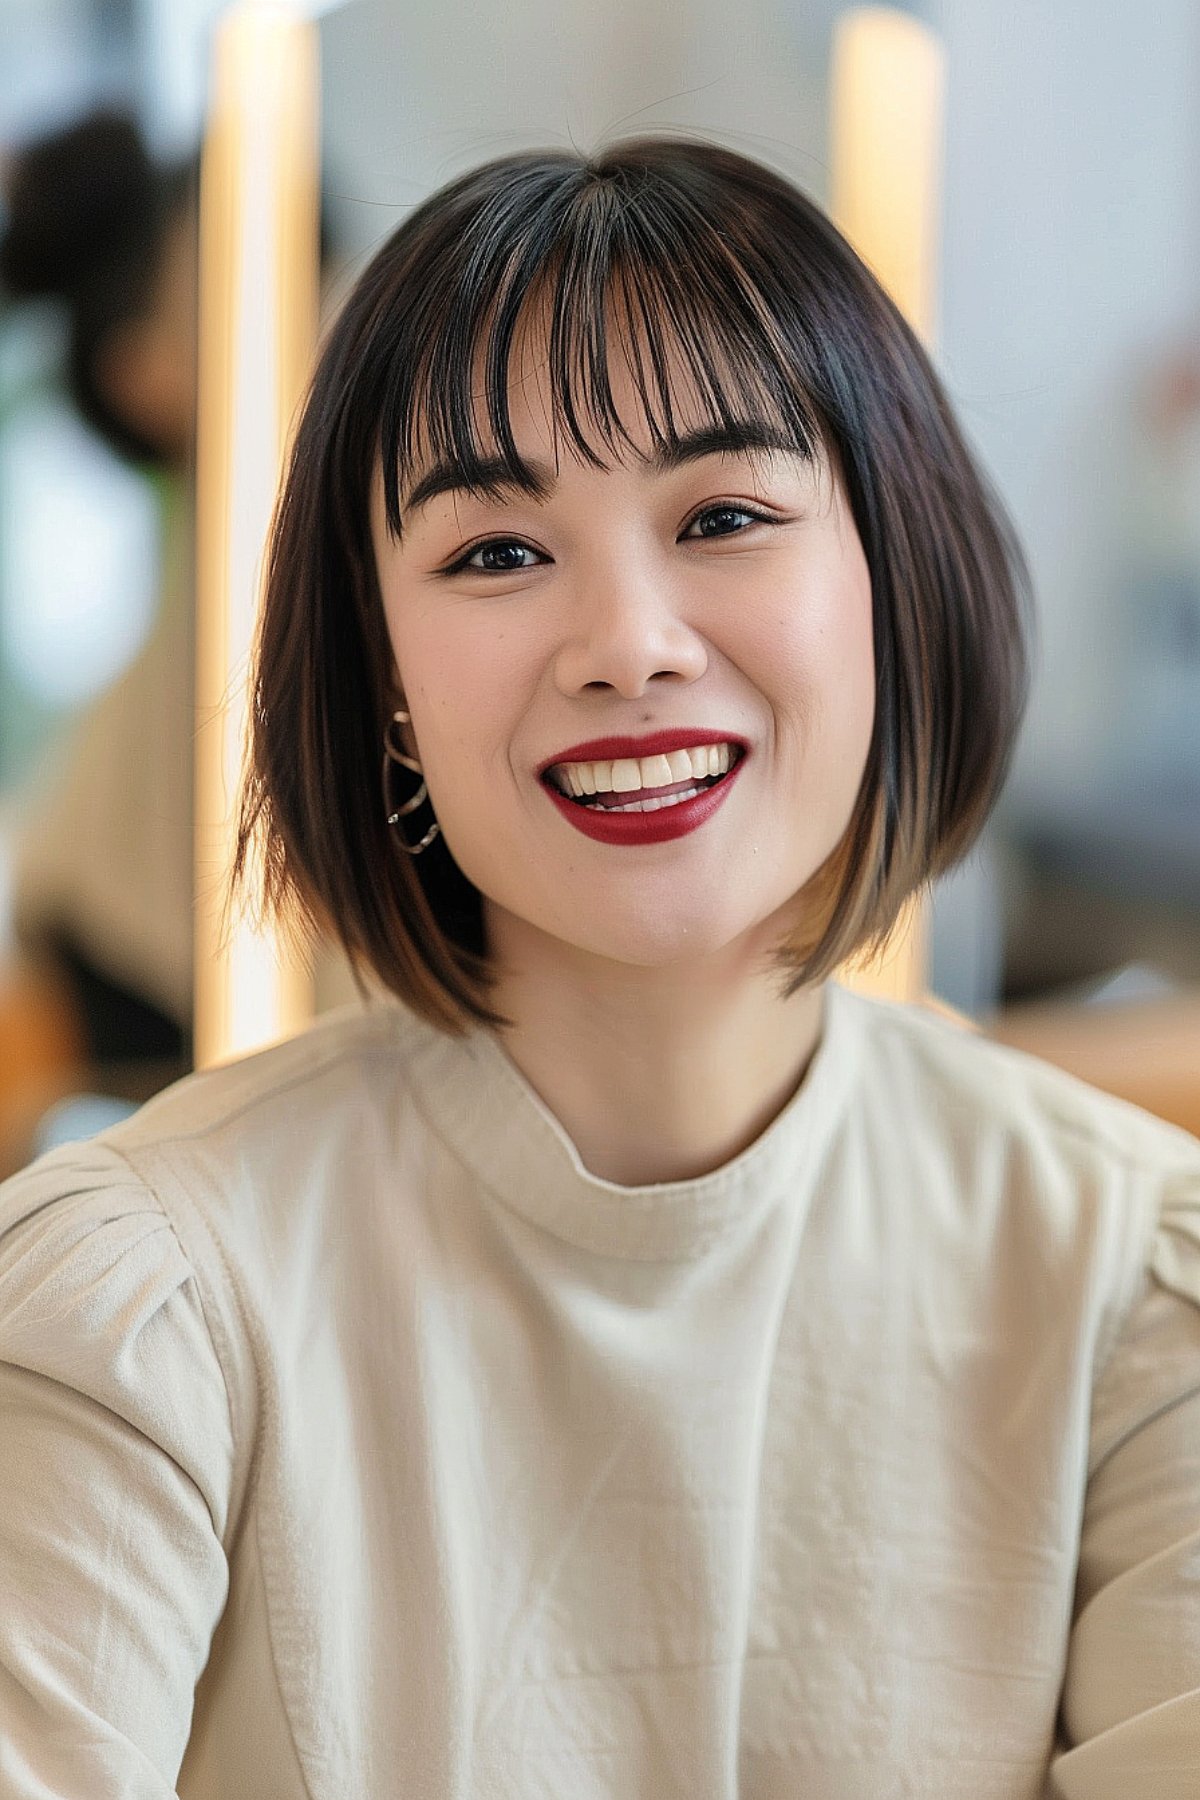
[399,419,815,517]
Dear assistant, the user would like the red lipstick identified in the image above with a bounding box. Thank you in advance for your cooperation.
[541,746,747,846]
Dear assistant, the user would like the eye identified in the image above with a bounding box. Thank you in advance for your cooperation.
[441,503,774,577]
[446,539,545,576]
[681,503,773,541]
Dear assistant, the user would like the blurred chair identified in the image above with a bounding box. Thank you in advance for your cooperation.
[983,968,1200,1141]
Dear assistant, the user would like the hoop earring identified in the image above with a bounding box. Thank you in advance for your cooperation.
[382,708,441,855]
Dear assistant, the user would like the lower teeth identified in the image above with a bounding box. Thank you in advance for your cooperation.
[581,782,709,813]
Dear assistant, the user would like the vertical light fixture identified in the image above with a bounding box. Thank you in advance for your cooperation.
[829,3,946,1002]
[194,0,319,1067]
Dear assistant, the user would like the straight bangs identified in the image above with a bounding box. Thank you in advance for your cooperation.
[375,165,831,541]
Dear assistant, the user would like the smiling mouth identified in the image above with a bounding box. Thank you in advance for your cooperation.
[548,749,743,812]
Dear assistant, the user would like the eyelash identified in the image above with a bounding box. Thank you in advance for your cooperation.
[441,504,777,577]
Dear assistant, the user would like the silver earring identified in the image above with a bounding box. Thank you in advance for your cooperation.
[382,707,441,855]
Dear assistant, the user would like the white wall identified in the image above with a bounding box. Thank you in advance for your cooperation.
[319,0,831,266]
[932,0,1200,817]
[0,0,132,144]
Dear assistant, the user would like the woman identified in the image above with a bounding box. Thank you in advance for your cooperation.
[1,136,1198,1798]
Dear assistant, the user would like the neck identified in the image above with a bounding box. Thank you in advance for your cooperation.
[483,910,827,1186]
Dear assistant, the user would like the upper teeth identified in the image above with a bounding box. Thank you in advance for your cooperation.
[551,742,736,797]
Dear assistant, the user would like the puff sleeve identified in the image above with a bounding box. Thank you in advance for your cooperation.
[0,1139,236,1796]
[1048,1163,1200,1797]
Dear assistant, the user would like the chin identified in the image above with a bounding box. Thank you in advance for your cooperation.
[552,906,779,972]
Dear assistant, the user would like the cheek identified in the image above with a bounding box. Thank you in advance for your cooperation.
[410,617,518,708]
[817,558,877,788]
[743,537,876,739]
[383,604,525,790]
[832,557,877,733]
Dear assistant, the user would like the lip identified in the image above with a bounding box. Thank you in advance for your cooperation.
[536,728,750,778]
[542,747,747,846]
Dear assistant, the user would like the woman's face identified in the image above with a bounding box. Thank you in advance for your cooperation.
[370,318,876,979]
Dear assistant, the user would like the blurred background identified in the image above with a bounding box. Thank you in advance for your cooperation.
[0,0,1198,1169]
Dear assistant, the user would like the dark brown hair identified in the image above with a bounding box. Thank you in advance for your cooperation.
[0,108,197,467]
[235,134,1035,1038]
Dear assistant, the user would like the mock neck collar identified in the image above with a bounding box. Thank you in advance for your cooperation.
[398,978,861,1261]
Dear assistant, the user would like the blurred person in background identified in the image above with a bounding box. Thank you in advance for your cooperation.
[0,109,350,1173]
[0,108,198,1170]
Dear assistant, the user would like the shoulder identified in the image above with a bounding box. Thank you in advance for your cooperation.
[835,983,1200,1351]
[0,1133,243,1538]
[839,982,1200,1183]
[0,1132,186,1331]
[77,996,437,1349]
[0,1001,424,1527]
[107,996,422,1159]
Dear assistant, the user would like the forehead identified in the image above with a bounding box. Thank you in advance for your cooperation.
[438,357,738,501]
[419,290,721,461]
[388,282,828,530]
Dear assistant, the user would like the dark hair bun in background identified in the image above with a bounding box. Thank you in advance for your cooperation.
[0,108,158,303]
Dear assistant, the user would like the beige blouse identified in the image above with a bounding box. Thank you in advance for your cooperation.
[1,977,1198,1796]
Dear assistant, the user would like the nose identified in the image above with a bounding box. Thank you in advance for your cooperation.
[552,550,709,698]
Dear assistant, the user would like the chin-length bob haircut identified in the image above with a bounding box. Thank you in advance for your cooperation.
[235,134,1034,1038]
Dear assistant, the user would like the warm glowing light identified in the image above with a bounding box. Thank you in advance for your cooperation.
[830,4,946,347]
[830,5,945,1000]
[194,2,318,1066]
